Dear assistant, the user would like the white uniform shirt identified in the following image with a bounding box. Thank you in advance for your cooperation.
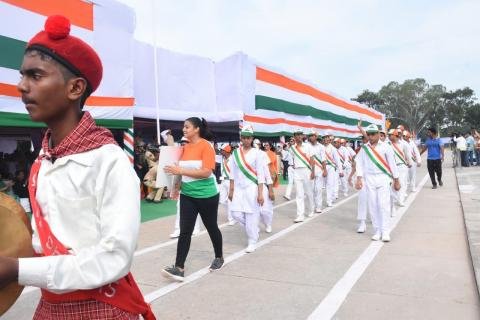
[18,144,140,293]
[229,148,266,188]
[356,140,399,179]
[289,143,314,169]
[390,140,412,167]
[325,144,343,174]
[408,140,421,164]
[309,142,326,176]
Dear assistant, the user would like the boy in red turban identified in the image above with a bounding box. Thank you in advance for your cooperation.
[0,15,155,319]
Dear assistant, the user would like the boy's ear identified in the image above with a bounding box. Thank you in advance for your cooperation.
[67,77,88,102]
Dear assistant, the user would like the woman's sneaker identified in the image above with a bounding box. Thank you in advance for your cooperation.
[209,258,224,272]
[161,265,184,282]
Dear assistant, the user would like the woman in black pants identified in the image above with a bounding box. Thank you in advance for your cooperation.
[163,117,223,281]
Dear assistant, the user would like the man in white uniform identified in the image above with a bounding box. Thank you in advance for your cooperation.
[388,129,412,207]
[290,129,316,222]
[283,139,295,200]
[229,126,265,253]
[219,143,235,225]
[325,136,343,206]
[404,131,421,192]
[307,130,327,213]
[356,124,400,242]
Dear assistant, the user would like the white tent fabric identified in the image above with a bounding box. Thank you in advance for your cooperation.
[133,42,243,122]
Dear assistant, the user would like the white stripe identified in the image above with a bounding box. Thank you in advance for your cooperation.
[256,81,382,125]
[244,121,359,138]
[0,66,21,84]
[249,108,362,132]
[82,107,132,121]
[124,140,133,151]
[144,194,358,303]
[0,2,93,44]
[307,173,429,320]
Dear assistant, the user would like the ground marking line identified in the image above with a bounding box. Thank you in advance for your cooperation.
[307,173,429,320]
[20,198,298,297]
[144,192,358,303]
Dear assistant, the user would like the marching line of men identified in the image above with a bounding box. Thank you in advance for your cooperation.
[195,122,422,253]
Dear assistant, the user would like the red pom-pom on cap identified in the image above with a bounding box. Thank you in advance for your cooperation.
[44,15,71,40]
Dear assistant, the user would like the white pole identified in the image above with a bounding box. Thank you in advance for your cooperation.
[151,0,161,145]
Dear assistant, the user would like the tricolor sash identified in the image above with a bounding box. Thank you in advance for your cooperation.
[233,148,258,184]
[325,152,337,169]
[28,158,156,320]
[362,145,393,179]
[338,151,345,165]
[291,145,312,170]
[411,149,417,161]
[221,158,231,180]
[313,155,323,168]
[391,142,407,165]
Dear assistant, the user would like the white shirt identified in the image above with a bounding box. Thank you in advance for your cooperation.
[18,144,140,293]
[356,140,399,179]
[389,139,412,167]
[325,144,343,174]
[290,143,314,169]
[229,148,266,188]
[408,139,421,164]
[309,142,326,176]
[455,136,467,151]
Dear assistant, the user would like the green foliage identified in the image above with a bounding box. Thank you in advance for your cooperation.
[353,79,477,137]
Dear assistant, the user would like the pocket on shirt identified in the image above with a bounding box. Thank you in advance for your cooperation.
[55,194,99,245]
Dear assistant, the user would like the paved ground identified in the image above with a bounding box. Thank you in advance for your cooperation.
[4,154,480,319]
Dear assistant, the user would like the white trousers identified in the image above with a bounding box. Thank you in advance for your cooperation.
[325,166,336,205]
[219,180,234,222]
[173,199,201,234]
[294,168,314,218]
[340,166,350,196]
[313,174,324,210]
[357,186,368,221]
[394,165,408,205]
[365,174,392,234]
[285,165,295,198]
[232,210,260,245]
[408,164,417,190]
[260,186,274,228]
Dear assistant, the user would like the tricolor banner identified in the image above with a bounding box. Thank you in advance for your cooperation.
[244,66,385,138]
[0,0,134,129]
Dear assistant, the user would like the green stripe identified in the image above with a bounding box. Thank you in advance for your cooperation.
[0,35,25,70]
[233,149,258,184]
[0,111,132,129]
[362,145,392,178]
[291,146,311,170]
[221,161,230,179]
[255,95,375,127]
[181,177,218,198]
[124,146,134,157]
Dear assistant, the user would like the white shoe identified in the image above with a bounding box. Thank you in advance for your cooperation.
[411,187,417,192]
[343,193,348,197]
[357,221,366,233]
[265,225,272,233]
[391,209,396,218]
[228,220,236,226]
[192,230,200,236]
[169,232,180,238]
[283,195,291,201]
[245,244,256,253]
[398,202,405,207]
[307,212,314,218]
[294,216,304,223]
[327,203,333,207]
[315,208,322,213]
[382,233,391,242]
[371,233,381,241]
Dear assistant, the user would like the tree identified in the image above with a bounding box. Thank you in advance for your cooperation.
[353,80,479,137]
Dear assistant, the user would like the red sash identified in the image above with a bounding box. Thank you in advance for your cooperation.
[28,158,156,320]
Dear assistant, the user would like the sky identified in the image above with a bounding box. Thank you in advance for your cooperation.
[116,0,480,101]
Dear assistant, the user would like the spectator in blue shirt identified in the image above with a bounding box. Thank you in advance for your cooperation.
[420,127,444,189]
[466,132,475,166]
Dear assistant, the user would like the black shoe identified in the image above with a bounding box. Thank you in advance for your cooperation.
[209,257,224,272]
[161,265,184,282]
[145,198,153,202]
[432,185,437,189]
[153,199,163,203]
[439,180,443,186]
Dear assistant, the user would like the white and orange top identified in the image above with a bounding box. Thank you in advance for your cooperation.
[179,138,219,198]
